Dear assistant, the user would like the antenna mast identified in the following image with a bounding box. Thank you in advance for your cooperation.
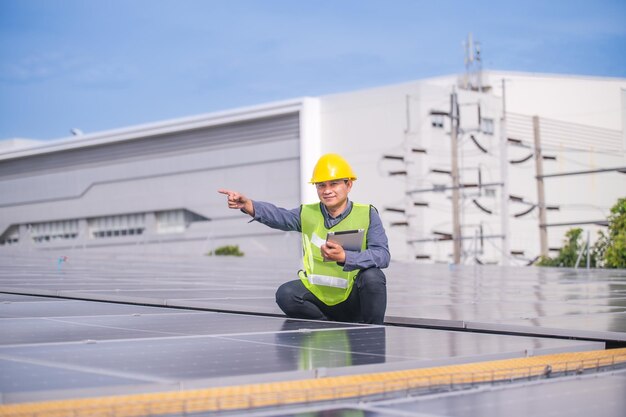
[464,33,483,91]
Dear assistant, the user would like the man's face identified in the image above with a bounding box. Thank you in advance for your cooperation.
[315,179,352,211]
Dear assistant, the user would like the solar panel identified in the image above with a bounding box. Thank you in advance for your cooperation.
[365,369,626,417]
[0,292,605,403]
[2,251,626,341]
[1,249,625,413]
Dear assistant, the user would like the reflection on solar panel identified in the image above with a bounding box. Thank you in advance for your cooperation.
[0,249,625,416]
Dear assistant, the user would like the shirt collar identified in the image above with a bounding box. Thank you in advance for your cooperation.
[321,199,352,221]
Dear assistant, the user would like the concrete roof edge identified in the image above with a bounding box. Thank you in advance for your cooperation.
[421,70,626,87]
[0,98,306,161]
[482,69,626,83]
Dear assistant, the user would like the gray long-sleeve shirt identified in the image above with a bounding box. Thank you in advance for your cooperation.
[251,200,390,272]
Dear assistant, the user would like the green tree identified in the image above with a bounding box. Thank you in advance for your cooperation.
[536,228,596,267]
[593,198,626,269]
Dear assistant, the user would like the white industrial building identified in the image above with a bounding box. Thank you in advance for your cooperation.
[1,70,625,265]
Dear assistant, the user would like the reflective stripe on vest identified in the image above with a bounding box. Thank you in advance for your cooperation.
[306,274,349,289]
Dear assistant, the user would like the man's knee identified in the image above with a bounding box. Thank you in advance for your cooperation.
[357,268,386,289]
[276,280,327,320]
[275,280,303,310]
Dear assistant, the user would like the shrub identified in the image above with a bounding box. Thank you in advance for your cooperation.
[536,198,626,269]
[536,228,596,267]
[208,245,244,257]
[593,198,626,269]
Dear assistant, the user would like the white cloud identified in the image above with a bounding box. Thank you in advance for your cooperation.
[0,51,84,83]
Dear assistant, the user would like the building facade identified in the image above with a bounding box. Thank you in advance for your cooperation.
[0,100,317,259]
[1,71,625,265]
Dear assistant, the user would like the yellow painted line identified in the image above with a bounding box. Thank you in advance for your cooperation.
[1,348,625,417]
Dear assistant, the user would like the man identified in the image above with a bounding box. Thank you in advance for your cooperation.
[218,153,390,324]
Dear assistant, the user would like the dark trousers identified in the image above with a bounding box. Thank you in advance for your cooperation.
[275,268,387,324]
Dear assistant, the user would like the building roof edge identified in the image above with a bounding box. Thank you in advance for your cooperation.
[0,98,306,161]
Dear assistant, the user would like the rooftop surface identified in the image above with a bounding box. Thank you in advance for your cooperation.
[1,249,625,415]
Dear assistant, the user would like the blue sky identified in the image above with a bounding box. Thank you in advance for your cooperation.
[1,0,625,141]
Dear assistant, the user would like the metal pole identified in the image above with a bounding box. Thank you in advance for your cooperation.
[407,233,504,244]
[586,230,591,269]
[473,228,479,262]
[575,242,584,269]
[533,116,549,258]
[538,167,626,178]
[407,181,503,194]
[500,79,510,265]
[451,90,462,264]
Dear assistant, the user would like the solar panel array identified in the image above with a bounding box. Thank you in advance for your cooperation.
[2,250,625,341]
[385,262,626,342]
[2,292,605,404]
[1,248,625,415]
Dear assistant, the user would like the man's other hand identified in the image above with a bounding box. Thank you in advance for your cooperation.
[321,240,346,263]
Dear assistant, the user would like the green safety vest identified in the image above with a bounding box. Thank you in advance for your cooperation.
[298,202,371,306]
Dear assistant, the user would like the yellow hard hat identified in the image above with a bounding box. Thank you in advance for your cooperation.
[309,153,357,183]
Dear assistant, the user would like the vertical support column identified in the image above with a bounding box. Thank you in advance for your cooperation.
[299,98,321,205]
[78,218,88,249]
[499,79,510,265]
[144,212,156,238]
[450,91,462,264]
[18,224,32,248]
[533,115,549,258]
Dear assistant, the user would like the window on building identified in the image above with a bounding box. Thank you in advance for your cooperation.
[8,209,210,243]
[481,118,494,135]
[156,210,186,234]
[88,213,145,239]
[431,114,445,128]
[30,220,79,243]
[0,225,19,245]
[156,209,209,234]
